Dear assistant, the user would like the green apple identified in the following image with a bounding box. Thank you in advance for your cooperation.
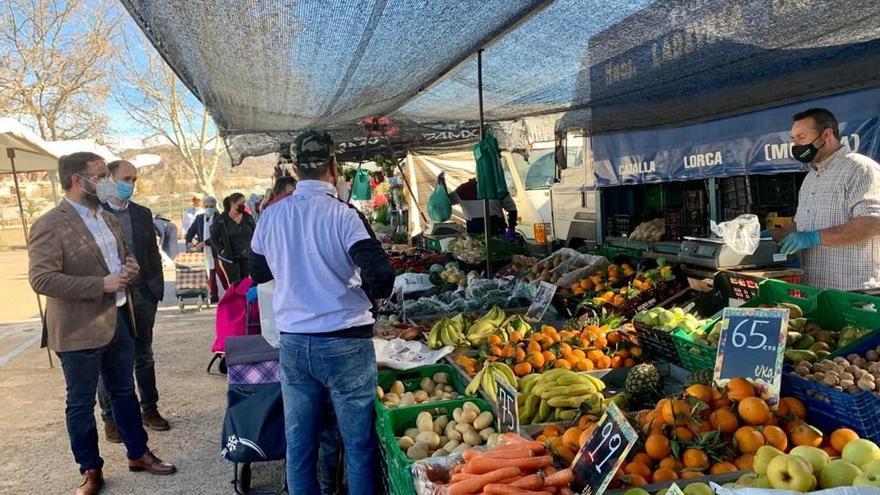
[842,439,880,468]
[654,490,669,495]
[754,445,785,475]
[682,482,713,495]
[736,473,758,487]
[819,459,863,489]
[862,459,880,474]
[767,454,816,492]
[624,489,650,495]
[754,475,773,489]
[790,445,830,474]
[854,472,880,488]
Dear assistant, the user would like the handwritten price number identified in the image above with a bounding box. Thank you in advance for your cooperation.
[731,319,776,351]
[591,422,622,473]
[498,384,517,433]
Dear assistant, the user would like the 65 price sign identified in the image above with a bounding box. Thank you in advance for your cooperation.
[571,403,638,495]
[714,307,789,405]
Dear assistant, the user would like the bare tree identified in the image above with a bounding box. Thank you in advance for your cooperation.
[0,0,122,140]
[116,43,223,196]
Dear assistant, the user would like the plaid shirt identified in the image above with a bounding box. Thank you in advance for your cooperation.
[794,145,880,290]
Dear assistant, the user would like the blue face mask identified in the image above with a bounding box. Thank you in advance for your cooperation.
[116,181,134,200]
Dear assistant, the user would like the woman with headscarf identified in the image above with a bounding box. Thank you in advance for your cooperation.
[210,193,256,284]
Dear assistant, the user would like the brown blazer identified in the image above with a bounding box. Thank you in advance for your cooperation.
[28,199,134,353]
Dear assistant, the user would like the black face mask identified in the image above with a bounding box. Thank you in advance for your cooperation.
[236,204,245,214]
[791,134,825,164]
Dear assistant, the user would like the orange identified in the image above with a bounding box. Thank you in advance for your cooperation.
[713,397,733,410]
[554,359,573,370]
[542,350,556,364]
[630,346,643,359]
[594,335,608,349]
[509,331,523,343]
[762,425,788,451]
[626,474,648,487]
[778,397,807,420]
[632,452,653,466]
[543,424,563,438]
[562,427,582,450]
[579,414,600,430]
[513,362,533,377]
[734,426,766,454]
[735,454,754,471]
[830,428,860,452]
[526,351,545,370]
[659,457,683,471]
[685,384,714,404]
[726,377,756,401]
[578,429,591,448]
[738,397,772,426]
[527,340,542,354]
[653,468,679,482]
[586,349,604,362]
[624,461,652,481]
[790,421,823,447]
[710,462,739,475]
[598,355,612,369]
[607,332,621,345]
[823,446,841,458]
[674,426,695,442]
[576,359,595,372]
[709,408,740,434]
[572,349,587,360]
[515,347,526,362]
[645,434,671,460]
[611,356,625,368]
[683,449,710,470]
[661,399,691,426]
[624,358,637,367]
[487,334,503,345]
[535,434,548,443]
[555,445,577,465]
[680,471,705,479]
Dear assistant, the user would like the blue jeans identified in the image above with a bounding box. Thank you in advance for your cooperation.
[279,334,378,495]
[57,308,149,473]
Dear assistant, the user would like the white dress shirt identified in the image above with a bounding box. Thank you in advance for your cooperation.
[66,198,127,306]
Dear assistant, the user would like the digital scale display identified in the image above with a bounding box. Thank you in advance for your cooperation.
[695,243,716,257]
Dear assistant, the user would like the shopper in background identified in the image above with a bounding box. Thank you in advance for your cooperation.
[263,176,297,209]
[28,152,176,495]
[250,131,394,495]
[771,108,880,290]
[211,192,256,284]
[185,195,228,303]
[437,173,518,240]
[182,196,203,235]
[98,160,170,444]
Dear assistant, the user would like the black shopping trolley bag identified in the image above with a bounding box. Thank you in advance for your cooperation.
[220,335,286,464]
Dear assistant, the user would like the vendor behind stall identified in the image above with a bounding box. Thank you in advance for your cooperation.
[771,108,880,290]
[438,173,517,240]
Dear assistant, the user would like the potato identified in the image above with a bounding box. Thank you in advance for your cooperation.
[451,443,469,455]
[383,392,400,403]
[455,422,476,435]
[432,387,445,398]
[400,392,416,407]
[420,377,436,394]
[453,408,463,422]
[444,385,455,393]
[473,411,494,430]
[404,428,419,439]
[416,412,434,433]
[445,421,462,441]
[463,430,482,446]
[413,390,429,403]
[397,436,415,450]
[416,431,441,449]
[406,443,429,460]
[431,448,449,458]
[439,435,448,445]
[487,433,500,447]
[433,372,449,384]
[442,439,460,452]
[479,427,496,441]
[462,401,480,414]
[460,409,478,424]
[433,416,449,435]
[390,380,405,396]
[376,386,384,400]
[442,392,455,400]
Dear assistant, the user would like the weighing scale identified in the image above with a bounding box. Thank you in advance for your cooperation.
[678,237,790,270]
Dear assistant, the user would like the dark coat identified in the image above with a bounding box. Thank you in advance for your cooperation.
[101,201,164,304]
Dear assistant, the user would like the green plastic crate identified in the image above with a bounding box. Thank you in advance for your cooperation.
[376,364,468,413]
[740,279,823,316]
[808,290,880,358]
[379,397,495,494]
[672,325,718,372]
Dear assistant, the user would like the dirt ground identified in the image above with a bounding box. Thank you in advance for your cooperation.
[0,251,285,494]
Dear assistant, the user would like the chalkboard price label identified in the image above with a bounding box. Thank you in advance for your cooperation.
[572,403,638,495]
[714,307,789,405]
[496,380,519,434]
[525,281,557,322]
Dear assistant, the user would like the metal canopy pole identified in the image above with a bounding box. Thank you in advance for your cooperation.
[478,49,492,278]
[6,148,53,368]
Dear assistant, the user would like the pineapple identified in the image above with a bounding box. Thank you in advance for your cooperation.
[624,364,663,405]
[686,369,714,386]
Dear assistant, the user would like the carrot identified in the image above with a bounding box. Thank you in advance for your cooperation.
[450,473,478,483]
[483,484,552,495]
[447,467,522,495]
[470,455,554,475]
[511,473,545,490]
[462,449,479,462]
[543,468,574,487]
[559,488,575,495]
[478,447,536,459]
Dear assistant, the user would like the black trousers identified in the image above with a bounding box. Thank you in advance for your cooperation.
[221,257,251,285]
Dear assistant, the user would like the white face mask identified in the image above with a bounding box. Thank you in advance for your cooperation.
[81,176,116,203]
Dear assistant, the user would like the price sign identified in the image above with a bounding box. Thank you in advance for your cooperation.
[667,483,685,495]
[571,403,638,495]
[714,307,789,405]
[496,380,519,434]
[525,281,557,322]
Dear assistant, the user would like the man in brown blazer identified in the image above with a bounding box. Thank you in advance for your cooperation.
[29,152,176,495]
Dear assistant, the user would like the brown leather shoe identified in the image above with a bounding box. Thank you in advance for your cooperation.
[104,420,122,444]
[142,409,170,431]
[128,451,176,475]
[75,468,103,495]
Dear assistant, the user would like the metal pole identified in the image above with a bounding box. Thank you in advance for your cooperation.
[381,135,428,225]
[7,148,53,368]
[478,49,492,277]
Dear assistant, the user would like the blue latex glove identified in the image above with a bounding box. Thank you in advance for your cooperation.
[760,230,773,239]
[779,230,820,255]
[246,286,259,303]
[505,228,517,242]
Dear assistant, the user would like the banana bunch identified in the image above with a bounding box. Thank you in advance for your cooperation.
[465,306,506,346]
[496,315,532,341]
[465,362,517,402]
[517,369,606,425]
[427,314,469,350]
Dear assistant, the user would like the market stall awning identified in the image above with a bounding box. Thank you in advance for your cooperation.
[0,118,59,173]
[119,0,880,164]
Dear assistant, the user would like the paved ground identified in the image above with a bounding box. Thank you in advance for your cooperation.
[0,250,285,494]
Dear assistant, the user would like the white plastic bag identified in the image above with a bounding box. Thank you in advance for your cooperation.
[710,214,760,255]
[256,281,279,348]
[393,273,435,295]
[373,338,453,370]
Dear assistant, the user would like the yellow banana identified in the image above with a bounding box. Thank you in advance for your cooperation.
[540,384,597,400]
[580,373,606,391]
[493,362,518,388]
[482,366,498,402]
